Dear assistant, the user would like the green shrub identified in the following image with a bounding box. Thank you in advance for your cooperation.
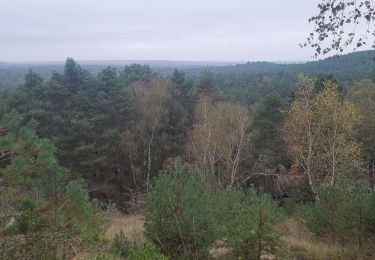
[63,180,104,246]
[283,187,309,215]
[128,242,168,260]
[95,252,119,260]
[109,231,132,257]
[0,236,24,259]
[0,112,104,258]
[302,185,343,239]
[334,183,367,246]
[365,191,375,228]
[145,160,284,259]
[144,161,219,258]
[302,180,368,247]
[226,189,284,259]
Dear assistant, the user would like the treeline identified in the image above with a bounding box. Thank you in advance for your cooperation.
[1,58,375,206]
[0,61,244,204]
[1,57,375,258]
[199,50,375,82]
[0,59,293,208]
[1,50,375,91]
[0,59,202,209]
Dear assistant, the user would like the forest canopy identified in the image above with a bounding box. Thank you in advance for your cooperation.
[1,56,375,258]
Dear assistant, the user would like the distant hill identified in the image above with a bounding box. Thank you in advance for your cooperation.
[195,50,375,82]
[0,51,374,89]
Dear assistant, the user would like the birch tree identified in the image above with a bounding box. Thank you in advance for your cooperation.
[282,75,320,198]
[283,75,363,199]
[213,102,250,187]
[130,75,170,190]
[314,81,362,186]
[187,97,251,187]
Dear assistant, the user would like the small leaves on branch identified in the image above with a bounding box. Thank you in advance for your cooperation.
[302,0,375,57]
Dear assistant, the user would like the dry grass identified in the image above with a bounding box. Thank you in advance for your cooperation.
[279,218,347,259]
[104,211,145,244]
[73,212,145,259]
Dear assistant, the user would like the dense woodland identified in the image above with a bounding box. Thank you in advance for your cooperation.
[1,53,375,259]
[1,50,375,90]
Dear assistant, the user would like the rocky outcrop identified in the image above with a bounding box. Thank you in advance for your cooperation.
[242,156,298,198]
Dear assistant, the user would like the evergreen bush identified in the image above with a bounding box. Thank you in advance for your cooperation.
[144,160,219,258]
[145,160,284,259]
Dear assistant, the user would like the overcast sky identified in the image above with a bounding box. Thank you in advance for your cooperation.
[0,0,320,62]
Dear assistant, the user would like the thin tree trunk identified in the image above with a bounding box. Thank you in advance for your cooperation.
[230,136,244,188]
[203,124,211,165]
[330,110,338,187]
[146,128,155,191]
[145,116,158,190]
[146,142,151,191]
[307,119,319,200]
[202,96,211,165]
[129,154,137,187]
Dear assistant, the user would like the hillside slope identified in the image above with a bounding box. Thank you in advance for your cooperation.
[195,50,375,82]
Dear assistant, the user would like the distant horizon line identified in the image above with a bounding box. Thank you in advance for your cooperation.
[0,59,309,65]
[2,49,373,65]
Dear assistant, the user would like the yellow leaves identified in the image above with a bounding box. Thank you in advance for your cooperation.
[283,75,364,190]
[315,83,339,113]
[297,74,316,94]
[282,77,316,159]
[314,83,362,183]
[314,83,360,134]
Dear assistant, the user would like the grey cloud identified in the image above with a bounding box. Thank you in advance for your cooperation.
[0,0,320,62]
